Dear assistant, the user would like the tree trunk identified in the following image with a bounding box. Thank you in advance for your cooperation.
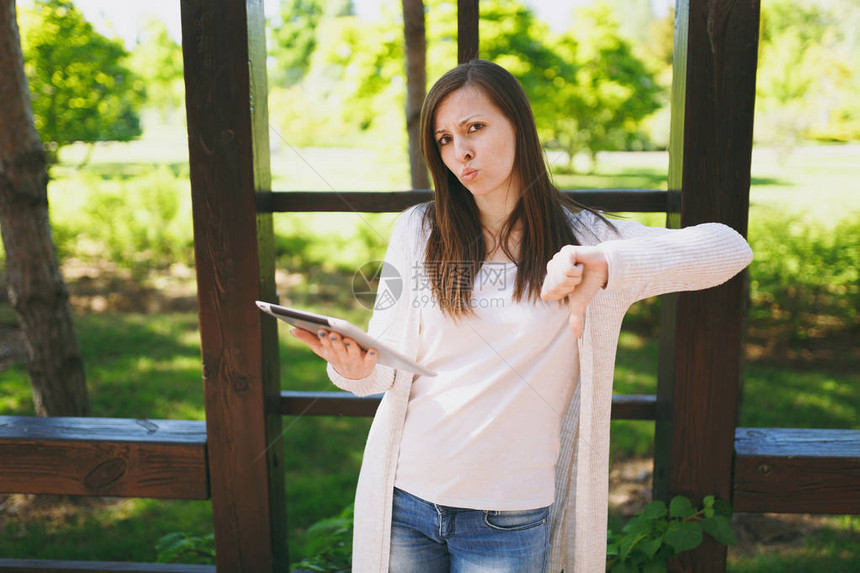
[402,0,429,190]
[0,0,89,417]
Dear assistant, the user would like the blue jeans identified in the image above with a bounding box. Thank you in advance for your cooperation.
[389,487,550,573]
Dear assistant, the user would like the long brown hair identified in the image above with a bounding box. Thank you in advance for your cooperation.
[419,59,591,318]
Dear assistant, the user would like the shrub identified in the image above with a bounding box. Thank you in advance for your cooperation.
[607,495,736,572]
[748,209,859,341]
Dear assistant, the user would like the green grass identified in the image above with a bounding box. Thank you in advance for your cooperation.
[1,124,858,568]
[728,515,860,573]
[0,498,212,563]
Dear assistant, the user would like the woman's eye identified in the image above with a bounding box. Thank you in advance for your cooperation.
[469,123,484,133]
[438,135,451,146]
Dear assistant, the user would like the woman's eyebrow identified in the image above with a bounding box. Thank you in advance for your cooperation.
[435,114,485,134]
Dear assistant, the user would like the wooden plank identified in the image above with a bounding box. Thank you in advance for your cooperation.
[611,394,657,421]
[180,0,286,570]
[0,416,205,443]
[280,391,656,420]
[280,391,382,418]
[733,428,860,514]
[258,189,668,214]
[0,416,207,499]
[457,0,479,63]
[735,427,860,458]
[0,559,214,572]
[652,1,760,571]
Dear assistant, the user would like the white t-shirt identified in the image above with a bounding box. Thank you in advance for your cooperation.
[394,261,580,510]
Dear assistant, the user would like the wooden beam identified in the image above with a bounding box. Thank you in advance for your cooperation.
[457,0,479,63]
[653,1,760,571]
[180,0,286,570]
[257,189,668,214]
[0,559,214,572]
[733,428,860,514]
[280,391,656,420]
[0,416,207,499]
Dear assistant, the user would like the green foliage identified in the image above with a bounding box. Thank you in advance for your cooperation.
[269,0,326,87]
[19,0,143,162]
[268,7,405,150]
[748,209,859,342]
[128,19,184,118]
[280,495,735,573]
[290,505,353,573]
[606,495,736,572]
[547,1,663,171]
[72,166,193,276]
[755,0,860,147]
[266,0,662,166]
[156,532,215,565]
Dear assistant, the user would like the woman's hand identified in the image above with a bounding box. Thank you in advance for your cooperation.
[290,328,378,380]
[541,245,609,338]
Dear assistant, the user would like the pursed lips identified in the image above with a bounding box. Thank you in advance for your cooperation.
[460,167,478,182]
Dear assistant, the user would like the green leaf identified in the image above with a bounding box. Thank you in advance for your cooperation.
[607,541,620,556]
[639,535,663,559]
[641,500,668,520]
[703,495,715,508]
[620,532,646,560]
[157,538,193,563]
[669,495,696,518]
[701,515,737,546]
[155,532,186,552]
[664,521,703,552]
[626,516,653,536]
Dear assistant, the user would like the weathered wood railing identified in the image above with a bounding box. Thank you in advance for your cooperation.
[1,0,859,572]
[255,188,669,214]
[278,391,659,419]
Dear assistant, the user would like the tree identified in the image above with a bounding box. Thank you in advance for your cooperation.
[129,18,184,120]
[473,0,576,149]
[18,0,142,165]
[548,2,662,170]
[0,0,89,416]
[269,0,325,87]
[755,0,860,148]
[402,0,429,190]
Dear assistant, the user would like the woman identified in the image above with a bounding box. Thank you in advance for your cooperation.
[291,60,752,573]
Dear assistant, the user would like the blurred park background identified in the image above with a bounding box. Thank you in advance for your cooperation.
[0,0,858,570]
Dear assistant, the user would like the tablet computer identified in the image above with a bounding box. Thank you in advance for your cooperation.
[255,301,437,377]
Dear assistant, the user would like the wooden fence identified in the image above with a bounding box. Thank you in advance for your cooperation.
[1,0,858,572]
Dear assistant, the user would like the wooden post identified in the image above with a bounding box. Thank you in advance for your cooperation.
[180,0,286,571]
[457,0,479,64]
[653,1,760,571]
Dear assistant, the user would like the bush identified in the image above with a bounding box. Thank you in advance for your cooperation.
[284,497,734,573]
[49,166,194,276]
[607,495,736,572]
[748,209,859,341]
[290,505,353,573]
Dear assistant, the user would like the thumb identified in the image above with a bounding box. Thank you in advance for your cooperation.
[567,302,585,339]
[565,264,606,338]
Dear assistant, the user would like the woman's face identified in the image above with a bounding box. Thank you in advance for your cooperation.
[433,85,520,204]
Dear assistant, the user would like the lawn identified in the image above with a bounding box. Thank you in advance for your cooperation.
[0,121,857,570]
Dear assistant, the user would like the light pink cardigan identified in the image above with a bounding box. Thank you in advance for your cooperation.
[327,204,753,572]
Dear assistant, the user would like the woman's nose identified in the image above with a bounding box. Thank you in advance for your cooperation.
[455,140,473,162]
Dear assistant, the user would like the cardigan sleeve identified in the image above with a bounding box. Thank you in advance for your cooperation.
[586,213,753,303]
[326,205,426,396]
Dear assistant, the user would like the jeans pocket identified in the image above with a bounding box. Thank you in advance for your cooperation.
[482,506,549,532]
